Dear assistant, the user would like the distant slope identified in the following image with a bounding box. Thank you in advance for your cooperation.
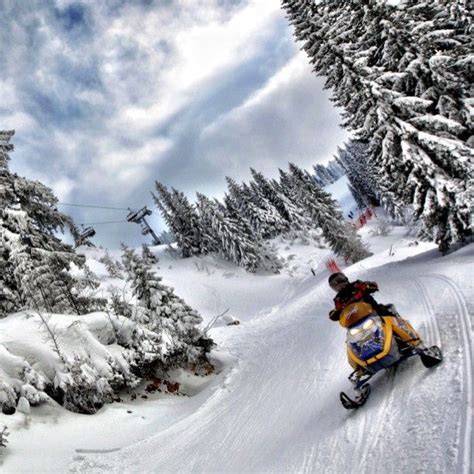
[325,175,358,219]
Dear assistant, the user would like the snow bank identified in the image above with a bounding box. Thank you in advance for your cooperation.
[0,310,165,415]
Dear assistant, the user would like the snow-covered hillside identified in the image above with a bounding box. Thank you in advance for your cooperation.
[0,181,472,473]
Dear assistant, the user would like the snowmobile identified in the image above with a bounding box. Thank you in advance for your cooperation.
[338,302,442,409]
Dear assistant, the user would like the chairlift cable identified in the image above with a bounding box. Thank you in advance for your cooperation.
[59,202,129,211]
[79,220,128,226]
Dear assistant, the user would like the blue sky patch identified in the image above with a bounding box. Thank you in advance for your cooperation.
[54,3,88,32]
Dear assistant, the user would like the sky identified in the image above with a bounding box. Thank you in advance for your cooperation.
[0,0,349,248]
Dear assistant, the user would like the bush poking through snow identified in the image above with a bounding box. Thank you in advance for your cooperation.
[99,251,124,279]
[369,218,393,237]
[121,244,214,368]
[0,426,9,448]
[0,302,213,415]
[60,355,115,415]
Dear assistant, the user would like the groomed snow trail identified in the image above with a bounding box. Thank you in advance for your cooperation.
[68,245,473,474]
[419,274,473,473]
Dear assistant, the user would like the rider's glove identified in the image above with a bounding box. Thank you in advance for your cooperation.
[354,281,379,292]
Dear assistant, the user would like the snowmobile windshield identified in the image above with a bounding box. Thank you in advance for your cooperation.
[346,317,384,360]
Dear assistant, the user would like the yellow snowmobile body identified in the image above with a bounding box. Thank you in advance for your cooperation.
[338,301,442,410]
[339,302,422,372]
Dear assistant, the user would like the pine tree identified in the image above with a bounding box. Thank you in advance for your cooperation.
[313,159,345,187]
[226,177,286,239]
[152,182,204,258]
[121,244,213,366]
[0,130,87,315]
[99,250,124,279]
[251,168,308,231]
[195,193,283,272]
[196,193,262,272]
[282,0,473,248]
[141,244,158,266]
[245,180,288,237]
[288,163,370,263]
[336,140,379,210]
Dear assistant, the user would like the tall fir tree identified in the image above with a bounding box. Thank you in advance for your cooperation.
[0,130,88,315]
[245,180,288,236]
[196,193,282,273]
[121,244,213,366]
[226,177,286,239]
[288,163,370,263]
[196,193,262,272]
[313,159,345,187]
[152,182,204,257]
[281,0,473,249]
[336,140,379,211]
[251,168,309,230]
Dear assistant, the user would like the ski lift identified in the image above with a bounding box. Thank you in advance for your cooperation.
[80,226,96,240]
[126,206,152,224]
[127,206,161,245]
[75,226,96,247]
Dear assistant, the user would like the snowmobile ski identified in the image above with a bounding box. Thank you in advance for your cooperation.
[419,345,443,368]
[340,383,371,410]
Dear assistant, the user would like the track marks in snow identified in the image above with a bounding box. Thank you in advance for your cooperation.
[420,274,473,473]
[415,278,442,348]
[74,448,121,454]
[357,367,398,470]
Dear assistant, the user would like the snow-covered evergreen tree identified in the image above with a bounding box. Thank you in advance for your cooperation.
[141,244,158,266]
[226,177,286,239]
[121,244,213,366]
[336,140,379,211]
[196,193,281,273]
[250,168,309,231]
[313,159,345,187]
[245,180,289,237]
[281,0,473,249]
[196,193,261,272]
[0,130,89,315]
[99,250,124,279]
[152,182,204,258]
[288,163,370,263]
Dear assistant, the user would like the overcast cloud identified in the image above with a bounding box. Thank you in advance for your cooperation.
[0,0,349,247]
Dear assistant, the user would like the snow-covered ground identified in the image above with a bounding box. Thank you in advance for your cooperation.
[1,180,472,473]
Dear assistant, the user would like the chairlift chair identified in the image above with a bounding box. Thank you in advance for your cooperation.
[126,206,152,224]
[75,226,96,247]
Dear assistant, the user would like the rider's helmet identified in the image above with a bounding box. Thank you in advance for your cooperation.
[328,272,349,292]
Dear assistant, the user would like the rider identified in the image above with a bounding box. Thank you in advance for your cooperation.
[328,272,398,322]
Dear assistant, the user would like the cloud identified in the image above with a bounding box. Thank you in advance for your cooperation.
[47,176,76,201]
[159,51,349,196]
[106,0,283,135]
[0,0,349,247]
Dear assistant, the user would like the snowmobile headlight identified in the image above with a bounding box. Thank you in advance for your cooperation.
[349,326,363,336]
[362,318,375,330]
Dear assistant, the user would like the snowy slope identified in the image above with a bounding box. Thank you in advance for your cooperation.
[0,193,472,472]
[61,240,471,474]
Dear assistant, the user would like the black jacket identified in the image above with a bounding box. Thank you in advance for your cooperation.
[329,280,381,321]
